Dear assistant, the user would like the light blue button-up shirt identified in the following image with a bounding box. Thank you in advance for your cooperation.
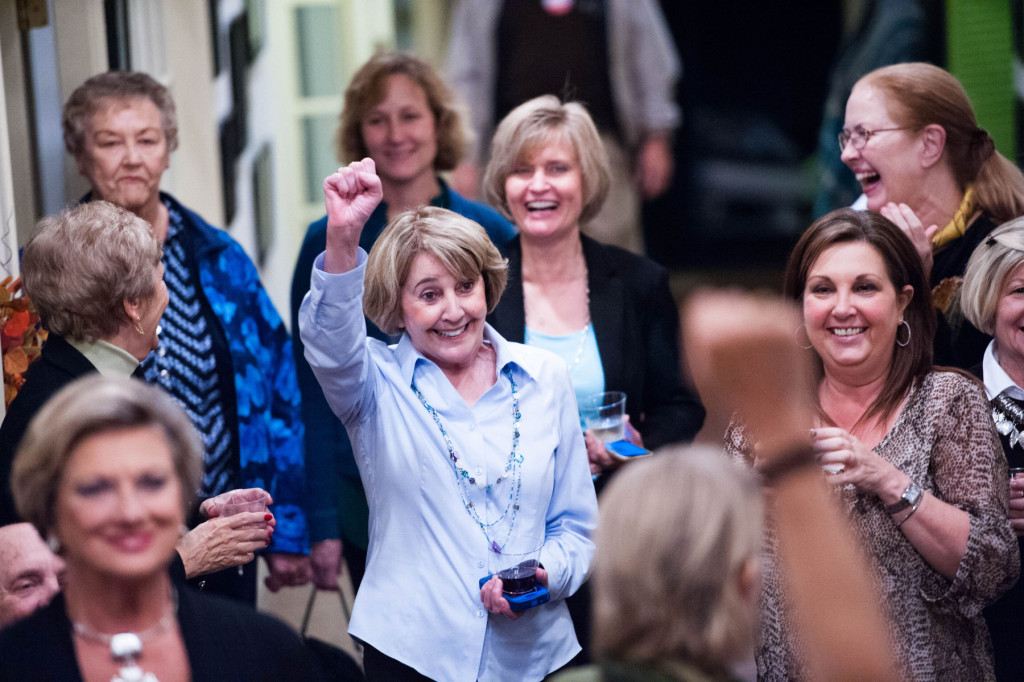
[299,250,597,681]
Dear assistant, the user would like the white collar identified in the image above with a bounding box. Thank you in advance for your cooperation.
[982,340,1024,400]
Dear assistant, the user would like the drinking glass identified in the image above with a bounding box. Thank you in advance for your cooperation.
[581,391,627,443]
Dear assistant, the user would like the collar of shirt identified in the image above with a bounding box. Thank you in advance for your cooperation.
[394,322,545,389]
[67,337,141,377]
[982,340,1024,400]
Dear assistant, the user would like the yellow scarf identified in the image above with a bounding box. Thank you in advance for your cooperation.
[931,186,978,249]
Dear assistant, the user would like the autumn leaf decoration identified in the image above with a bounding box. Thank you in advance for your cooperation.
[0,276,46,408]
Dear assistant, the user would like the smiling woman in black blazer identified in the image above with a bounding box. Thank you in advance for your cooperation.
[483,94,704,668]
[484,96,704,477]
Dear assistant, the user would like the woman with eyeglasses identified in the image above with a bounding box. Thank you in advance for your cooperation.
[840,62,1024,368]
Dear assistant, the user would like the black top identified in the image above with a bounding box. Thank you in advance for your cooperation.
[488,235,704,452]
[932,213,998,369]
[495,0,619,134]
[0,335,103,525]
[968,361,1024,681]
[0,587,321,680]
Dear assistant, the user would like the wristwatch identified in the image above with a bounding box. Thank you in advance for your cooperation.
[885,480,924,515]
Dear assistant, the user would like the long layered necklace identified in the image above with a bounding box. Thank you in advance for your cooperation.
[992,392,1024,450]
[71,587,178,682]
[411,365,523,553]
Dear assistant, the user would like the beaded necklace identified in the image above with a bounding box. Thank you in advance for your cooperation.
[411,365,523,553]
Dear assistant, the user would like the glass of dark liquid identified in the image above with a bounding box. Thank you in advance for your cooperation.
[487,540,543,596]
[498,560,539,596]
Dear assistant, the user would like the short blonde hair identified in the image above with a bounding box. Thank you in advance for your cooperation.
[593,446,762,673]
[22,201,162,341]
[962,217,1024,335]
[336,51,466,170]
[364,206,508,335]
[482,95,610,226]
[11,375,203,540]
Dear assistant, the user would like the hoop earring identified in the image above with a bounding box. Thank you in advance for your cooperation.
[795,324,813,350]
[896,319,911,348]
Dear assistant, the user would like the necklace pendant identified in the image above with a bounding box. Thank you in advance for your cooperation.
[475,477,487,489]
[997,418,1013,436]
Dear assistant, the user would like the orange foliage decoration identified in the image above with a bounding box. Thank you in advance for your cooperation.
[0,276,46,408]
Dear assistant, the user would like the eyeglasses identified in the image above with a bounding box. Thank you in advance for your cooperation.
[838,126,908,151]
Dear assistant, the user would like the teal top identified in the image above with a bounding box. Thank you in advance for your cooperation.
[525,323,604,413]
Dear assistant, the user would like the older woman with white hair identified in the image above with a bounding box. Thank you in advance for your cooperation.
[299,158,596,680]
[63,71,309,599]
[0,201,272,585]
[960,217,1024,679]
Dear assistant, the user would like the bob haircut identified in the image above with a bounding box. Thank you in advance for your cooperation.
[63,71,179,158]
[22,201,162,341]
[593,446,762,673]
[962,217,1024,336]
[860,63,1024,224]
[482,95,611,226]
[784,208,935,424]
[364,206,508,335]
[11,375,203,540]
[336,51,466,171]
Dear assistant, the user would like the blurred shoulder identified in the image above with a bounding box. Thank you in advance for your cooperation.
[181,589,310,658]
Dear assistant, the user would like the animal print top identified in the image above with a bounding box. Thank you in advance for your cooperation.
[725,371,1018,680]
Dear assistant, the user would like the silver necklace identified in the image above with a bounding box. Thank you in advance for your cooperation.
[71,587,177,682]
[526,275,591,372]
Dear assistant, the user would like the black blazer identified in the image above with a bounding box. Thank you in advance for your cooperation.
[0,334,100,525]
[488,235,704,450]
[0,587,322,680]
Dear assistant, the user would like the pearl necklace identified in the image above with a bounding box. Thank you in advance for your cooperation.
[411,365,523,553]
[71,587,177,682]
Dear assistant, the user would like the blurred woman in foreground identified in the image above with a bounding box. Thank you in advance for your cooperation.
[0,376,318,679]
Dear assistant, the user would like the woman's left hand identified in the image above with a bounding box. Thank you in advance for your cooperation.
[880,202,938,280]
[479,567,549,621]
[812,427,899,497]
[176,512,273,579]
[584,418,643,475]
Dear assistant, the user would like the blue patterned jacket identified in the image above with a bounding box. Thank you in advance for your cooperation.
[156,193,308,554]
